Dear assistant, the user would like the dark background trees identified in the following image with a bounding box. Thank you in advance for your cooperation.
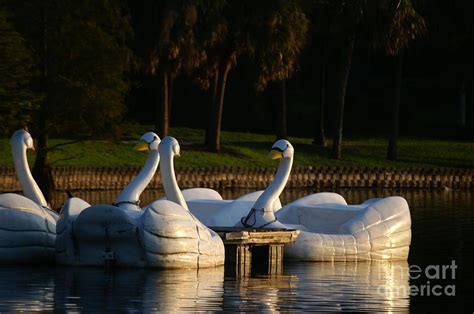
[1,0,134,201]
[0,8,36,133]
[0,0,473,198]
[2,0,472,145]
[128,0,473,145]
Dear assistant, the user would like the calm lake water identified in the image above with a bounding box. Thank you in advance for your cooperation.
[1,189,473,312]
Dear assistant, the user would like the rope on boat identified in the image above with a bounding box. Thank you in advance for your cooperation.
[240,208,277,229]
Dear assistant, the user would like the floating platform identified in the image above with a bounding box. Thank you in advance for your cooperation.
[210,227,300,277]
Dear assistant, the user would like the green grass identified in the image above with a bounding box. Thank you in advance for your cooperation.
[0,127,473,169]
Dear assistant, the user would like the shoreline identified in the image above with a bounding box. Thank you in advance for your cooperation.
[1,166,472,192]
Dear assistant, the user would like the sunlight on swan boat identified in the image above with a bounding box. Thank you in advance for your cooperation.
[56,132,161,265]
[56,135,224,268]
[238,139,412,261]
[0,130,57,263]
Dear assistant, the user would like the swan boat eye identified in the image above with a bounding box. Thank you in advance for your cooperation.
[147,136,158,144]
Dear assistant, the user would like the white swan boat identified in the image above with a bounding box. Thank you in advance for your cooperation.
[0,130,57,263]
[56,132,161,264]
[56,135,224,268]
[239,140,411,261]
[179,177,281,227]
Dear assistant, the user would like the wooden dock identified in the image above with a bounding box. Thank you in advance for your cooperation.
[211,227,300,277]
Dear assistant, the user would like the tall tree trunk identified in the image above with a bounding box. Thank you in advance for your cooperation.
[205,68,219,145]
[459,78,466,127]
[161,72,169,137]
[387,53,403,161]
[32,124,54,204]
[331,38,355,160]
[168,73,175,131]
[314,39,327,147]
[32,2,54,204]
[153,75,161,134]
[206,58,232,152]
[275,80,288,139]
[153,72,170,137]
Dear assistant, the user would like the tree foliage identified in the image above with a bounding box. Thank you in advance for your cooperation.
[368,0,427,56]
[193,0,309,91]
[143,0,206,136]
[1,0,135,201]
[2,0,134,138]
[0,9,36,135]
[146,0,201,77]
[190,0,309,150]
[252,0,309,91]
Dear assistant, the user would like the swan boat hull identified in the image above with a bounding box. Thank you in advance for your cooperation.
[56,198,224,268]
[0,194,57,263]
[276,194,411,261]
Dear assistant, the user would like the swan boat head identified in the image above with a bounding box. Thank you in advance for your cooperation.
[112,132,160,210]
[10,129,35,152]
[268,139,294,160]
[239,139,293,229]
[134,132,161,152]
[159,136,181,157]
[158,136,189,210]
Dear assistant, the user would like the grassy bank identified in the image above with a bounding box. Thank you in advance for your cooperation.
[0,127,473,168]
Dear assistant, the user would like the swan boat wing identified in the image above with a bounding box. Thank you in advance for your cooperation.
[280,196,411,261]
[0,193,56,263]
[57,200,224,268]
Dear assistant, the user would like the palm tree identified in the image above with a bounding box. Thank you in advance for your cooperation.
[195,0,308,152]
[252,0,309,141]
[145,0,200,137]
[379,0,426,160]
[310,0,425,160]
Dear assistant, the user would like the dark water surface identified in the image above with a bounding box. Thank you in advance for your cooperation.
[1,189,472,312]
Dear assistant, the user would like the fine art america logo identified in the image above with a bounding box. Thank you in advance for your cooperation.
[377,260,457,297]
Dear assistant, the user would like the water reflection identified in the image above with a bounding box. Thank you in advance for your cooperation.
[0,261,410,312]
[282,261,410,312]
[0,267,55,312]
[1,189,470,311]
[54,267,225,312]
[223,274,299,312]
